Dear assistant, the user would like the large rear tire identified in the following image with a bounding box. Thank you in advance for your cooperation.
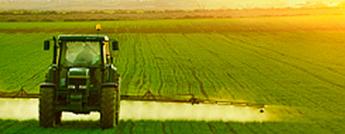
[100,86,120,129]
[115,86,120,125]
[39,86,55,128]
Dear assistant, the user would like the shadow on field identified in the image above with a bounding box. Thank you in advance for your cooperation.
[0,119,260,134]
[1,119,344,134]
[56,120,100,129]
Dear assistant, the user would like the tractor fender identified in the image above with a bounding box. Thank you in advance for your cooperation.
[45,64,58,83]
[104,64,120,82]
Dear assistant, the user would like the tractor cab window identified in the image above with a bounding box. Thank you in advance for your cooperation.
[61,41,101,67]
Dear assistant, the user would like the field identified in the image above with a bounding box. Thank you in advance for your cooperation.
[0,14,345,133]
[0,8,343,22]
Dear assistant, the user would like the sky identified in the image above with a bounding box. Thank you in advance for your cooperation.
[193,0,345,9]
[0,0,345,10]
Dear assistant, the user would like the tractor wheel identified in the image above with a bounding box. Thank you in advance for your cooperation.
[115,86,120,126]
[100,86,119,129]
[39,87,55,128]
[55,111,62,125]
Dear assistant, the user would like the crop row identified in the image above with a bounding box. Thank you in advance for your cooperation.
[0,16,345,133]
[0,33,52,92]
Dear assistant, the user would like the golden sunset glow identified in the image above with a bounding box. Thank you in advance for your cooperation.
[1,0,345,10]
[194,0,345,9]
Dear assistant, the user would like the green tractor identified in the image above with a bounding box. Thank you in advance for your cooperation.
[40,34,120,129]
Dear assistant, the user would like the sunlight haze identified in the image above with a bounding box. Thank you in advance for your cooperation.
[0,0,344,10]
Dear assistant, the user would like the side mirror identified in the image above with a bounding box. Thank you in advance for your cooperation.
[44,40,50,50]
[112,40,119,51]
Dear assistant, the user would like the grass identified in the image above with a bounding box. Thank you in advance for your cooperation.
[1,119,344,134]
[0,8,343,22]
[0,14,345,133]
[0,33,52,91]
[1,15,345,33]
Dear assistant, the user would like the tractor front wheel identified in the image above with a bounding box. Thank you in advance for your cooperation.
[39,86,55,128]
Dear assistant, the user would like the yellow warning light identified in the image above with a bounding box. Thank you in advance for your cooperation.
[96,24,102,31]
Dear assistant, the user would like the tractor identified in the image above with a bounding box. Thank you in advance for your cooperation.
[39,33,120,129]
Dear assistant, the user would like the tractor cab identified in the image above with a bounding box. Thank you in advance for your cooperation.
[63,40,102,67]
[44,35,118,66]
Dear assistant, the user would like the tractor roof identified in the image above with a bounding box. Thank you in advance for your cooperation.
[58,34,109,42]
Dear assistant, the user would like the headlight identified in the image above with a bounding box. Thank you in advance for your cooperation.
[68,85,76,89]
[79,85,87,89]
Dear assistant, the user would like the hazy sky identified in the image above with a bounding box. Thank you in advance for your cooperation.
[195,0,345,8]
[0,0,345,10]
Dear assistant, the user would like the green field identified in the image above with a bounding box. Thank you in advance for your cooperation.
[0,15,345,133]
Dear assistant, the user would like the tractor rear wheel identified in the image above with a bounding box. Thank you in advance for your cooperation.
[39,86,55,128]
[115,86,120,125]
[100,86,120,129]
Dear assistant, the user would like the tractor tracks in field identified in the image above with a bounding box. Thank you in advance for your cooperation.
[239,34,345,78]
[118,34,132,95]
[159,34,194,96]
[182,33,239,99]
[135,34,147,94]
[151,35,166,96]
[176,34,209,98]
[190,68,209,99]
[131,34,147,95]
[217,33,345,112]
[122,34,146,95]
[200,34,266,99]
[185,33,261,100]
[219,34,345,91]
[131,34,139,93]
[143,34,164,96]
